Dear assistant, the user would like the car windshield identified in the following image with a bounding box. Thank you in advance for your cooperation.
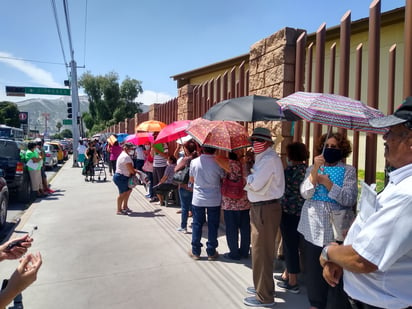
[0,140,19,158]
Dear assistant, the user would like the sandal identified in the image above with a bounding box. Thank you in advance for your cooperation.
[116,211,125,215]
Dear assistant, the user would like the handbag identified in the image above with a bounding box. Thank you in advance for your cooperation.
[128,175,139,188]
[173,165,190,184]
[142,160,153,173]
[329,207,355,242]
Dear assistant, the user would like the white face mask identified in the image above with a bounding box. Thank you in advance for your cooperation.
[145,145,150,150]
[128,150,135,156]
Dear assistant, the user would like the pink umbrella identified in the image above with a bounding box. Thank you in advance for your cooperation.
[126,132,154,145]
[155,120,191,144]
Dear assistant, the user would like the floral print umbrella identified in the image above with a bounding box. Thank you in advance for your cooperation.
[185,118,251,151]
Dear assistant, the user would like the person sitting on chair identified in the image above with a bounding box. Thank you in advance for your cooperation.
[153,155,177,206]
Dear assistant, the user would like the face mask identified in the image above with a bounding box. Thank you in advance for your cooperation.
[323,148,343,164]
[128,150,135,156]
[145,145,150,150]
[179,151,185,158]
[252,141,266,154]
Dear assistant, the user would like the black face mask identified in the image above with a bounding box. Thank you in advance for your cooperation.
[323,148,343,164]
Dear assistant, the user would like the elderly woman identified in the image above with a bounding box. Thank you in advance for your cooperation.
[298,132,357,309]
[113,142,139,215]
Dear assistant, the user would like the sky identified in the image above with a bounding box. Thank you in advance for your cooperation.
[0,0,406,105]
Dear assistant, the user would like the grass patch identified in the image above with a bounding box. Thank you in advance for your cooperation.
[358,170,385,193]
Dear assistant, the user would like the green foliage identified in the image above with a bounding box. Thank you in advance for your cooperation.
[56,121,62,132]
[0,101,20,127]
[79,71,143,131]
[357,170,385,193]
[60,129,73,138]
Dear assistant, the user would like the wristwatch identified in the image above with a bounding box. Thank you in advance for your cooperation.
[321,245,330,261]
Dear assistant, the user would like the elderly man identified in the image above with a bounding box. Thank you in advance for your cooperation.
[243,127,285,308]
[320,97,412,309]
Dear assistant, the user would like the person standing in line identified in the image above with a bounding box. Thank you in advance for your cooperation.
[298,132,357,309]
[150,133,169,202]
[188,146,225,261]
[321,97,412,309]
[25,141,45,198]
[109,141,122,177]
[275,141,309,294]
[216,151,251,261]
[175,140,198,233]
[113,142,139,215]
[77,140,87,168]
[243,127,285,308]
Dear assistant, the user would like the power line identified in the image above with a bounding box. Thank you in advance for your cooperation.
[82,0,89,68]
[50,0,70,77]
[0,55,65,66]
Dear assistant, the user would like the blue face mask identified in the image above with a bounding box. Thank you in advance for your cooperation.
[323,148,343,164]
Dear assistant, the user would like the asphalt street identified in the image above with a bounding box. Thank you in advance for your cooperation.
[0,158,309,308]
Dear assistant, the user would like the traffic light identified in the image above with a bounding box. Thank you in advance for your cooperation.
[67,102,72,119]
[64,80,70,87]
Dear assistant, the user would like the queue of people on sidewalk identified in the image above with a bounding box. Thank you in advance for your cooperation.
[100,98,412,309]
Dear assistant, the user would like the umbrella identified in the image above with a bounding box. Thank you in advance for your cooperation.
[155,120,191,144]
[115,133,129,143]
[202,95,299,121]
[107,135,117,145]
[185,118,251,151]
[277,91,386,134]
[125,132,154,145]
[135,120,167,132]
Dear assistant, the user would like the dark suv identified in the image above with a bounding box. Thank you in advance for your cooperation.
[0,139,31,203]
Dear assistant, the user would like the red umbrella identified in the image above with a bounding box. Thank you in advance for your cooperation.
[186,118,251,151]
[155,120,191,144]
[125,132,154,145]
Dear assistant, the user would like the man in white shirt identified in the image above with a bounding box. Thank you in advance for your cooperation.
[320,97,412,309]
[243,127,285,308]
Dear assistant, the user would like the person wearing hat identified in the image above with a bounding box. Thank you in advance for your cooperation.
[243,127,285,308]
[113,142,139,215]
[320,97,412,309]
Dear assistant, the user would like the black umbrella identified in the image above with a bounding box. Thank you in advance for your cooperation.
[202,95,299,121]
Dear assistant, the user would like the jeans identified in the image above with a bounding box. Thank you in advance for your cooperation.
[179,187,193,229]
[223,209,250,259]
[191,205,221,256]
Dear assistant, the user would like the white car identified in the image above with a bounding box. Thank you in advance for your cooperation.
[43,143,58,169]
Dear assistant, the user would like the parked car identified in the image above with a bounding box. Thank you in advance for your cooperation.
[0,168,9,229]
[0,139,31,203]
[48,142,65,163]
[59,139,73,154]
[43,143,58,169]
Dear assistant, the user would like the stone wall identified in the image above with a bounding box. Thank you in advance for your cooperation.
[248,27,304,162]
[177,85,194,120]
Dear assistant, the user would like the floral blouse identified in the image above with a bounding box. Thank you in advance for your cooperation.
[280,163,307,216]
[221,160,250,211]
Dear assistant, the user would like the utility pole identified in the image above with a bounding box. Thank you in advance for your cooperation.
[42,113,50,138]
[70,60,80,167]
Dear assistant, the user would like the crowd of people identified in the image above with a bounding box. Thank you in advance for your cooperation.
[77,97,412,309]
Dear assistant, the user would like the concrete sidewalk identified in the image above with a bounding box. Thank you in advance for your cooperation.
[0,158,309,308]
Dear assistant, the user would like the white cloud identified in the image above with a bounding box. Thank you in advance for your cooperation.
[0,51,62,88]
[136,90,174,105]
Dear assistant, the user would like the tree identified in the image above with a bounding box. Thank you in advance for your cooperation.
[60,129,72,138]
[56,121,62,132]
[78,71,143,131]
[0,101,20,127]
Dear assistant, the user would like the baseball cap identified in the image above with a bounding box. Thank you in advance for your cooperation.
[369,96,412,128]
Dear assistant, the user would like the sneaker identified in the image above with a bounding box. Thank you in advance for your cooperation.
[246,287,276,296]
[243,296,275,307]
[207,251,219,261]
[273,274,288,282]
[188,251,200,260]
[276,281,300,294]
[176,227,187,233]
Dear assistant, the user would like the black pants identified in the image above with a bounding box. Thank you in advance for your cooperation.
[302,238,352,309]
[349,298,412,309]
[280,212,301,274]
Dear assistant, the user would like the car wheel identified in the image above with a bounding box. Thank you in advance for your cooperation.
[18,172,33,204]
[0,193,8,229]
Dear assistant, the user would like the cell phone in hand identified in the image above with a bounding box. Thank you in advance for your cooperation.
[6,239,25,251]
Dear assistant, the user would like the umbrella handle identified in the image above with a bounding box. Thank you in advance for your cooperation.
[321,126,332,155]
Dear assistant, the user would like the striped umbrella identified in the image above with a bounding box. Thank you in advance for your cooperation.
[278,92,386,134]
